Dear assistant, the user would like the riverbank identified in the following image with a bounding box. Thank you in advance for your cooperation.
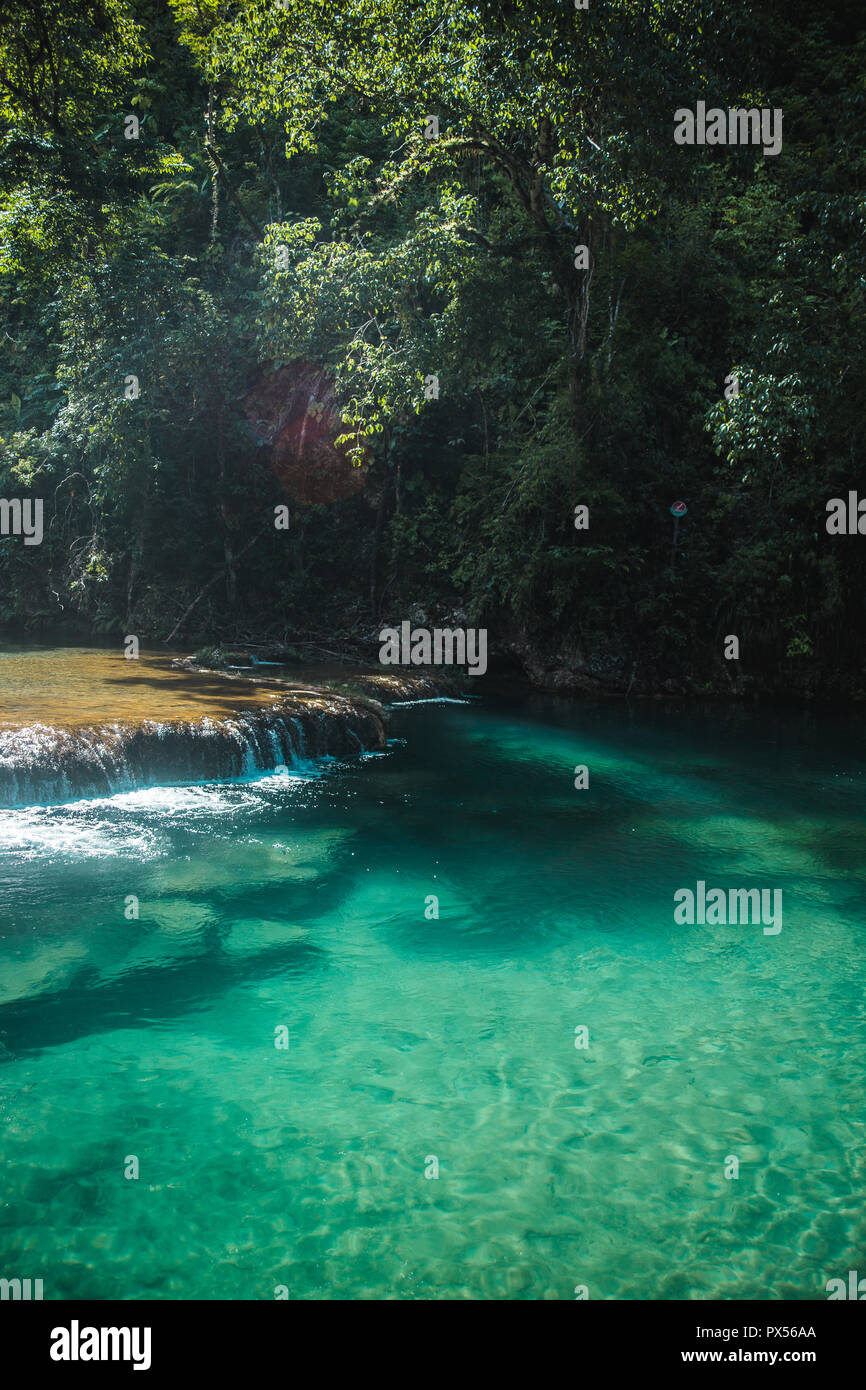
[3,620,862,709]
[190,630,865,706]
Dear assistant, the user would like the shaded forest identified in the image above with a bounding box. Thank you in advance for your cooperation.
[0,0,864,696]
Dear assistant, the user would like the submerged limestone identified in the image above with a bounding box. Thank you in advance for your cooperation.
[0,648,412,807]
[0,645,465,806]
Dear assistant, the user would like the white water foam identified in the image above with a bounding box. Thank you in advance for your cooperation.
[0,807,163,860]
[387,697,474,707]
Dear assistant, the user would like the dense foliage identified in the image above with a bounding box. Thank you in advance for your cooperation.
[1,0,864,695]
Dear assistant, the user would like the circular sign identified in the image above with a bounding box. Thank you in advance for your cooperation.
[670,500,688,517]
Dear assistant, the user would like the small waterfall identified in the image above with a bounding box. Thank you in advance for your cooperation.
[289,716,307,760]
[266,724,283,767]
[0,696,386,808]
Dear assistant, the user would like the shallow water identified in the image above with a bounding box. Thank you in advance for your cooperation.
[0,645,281,727]
[0,644,378,728]
[0,693,864,1300]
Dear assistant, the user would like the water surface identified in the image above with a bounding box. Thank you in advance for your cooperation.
[1,692,864,1299]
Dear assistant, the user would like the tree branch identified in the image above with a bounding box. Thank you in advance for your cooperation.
[164,521,271,643]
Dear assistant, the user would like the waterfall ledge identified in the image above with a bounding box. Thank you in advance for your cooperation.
[0,688,388,808]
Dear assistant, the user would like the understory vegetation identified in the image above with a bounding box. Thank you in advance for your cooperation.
[1,0,864,696]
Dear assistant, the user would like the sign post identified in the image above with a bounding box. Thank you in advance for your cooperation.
[669,500,688,569]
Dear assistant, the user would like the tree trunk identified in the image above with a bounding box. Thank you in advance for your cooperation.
[216,385,237,607]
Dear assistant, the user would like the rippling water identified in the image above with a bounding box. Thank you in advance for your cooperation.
[1,694,864,1300]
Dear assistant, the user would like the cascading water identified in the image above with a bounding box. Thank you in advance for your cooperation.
[0,646,456,808]
[0,702,387,807]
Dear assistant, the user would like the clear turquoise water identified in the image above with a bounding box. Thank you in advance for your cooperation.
[1,693,865,1300]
